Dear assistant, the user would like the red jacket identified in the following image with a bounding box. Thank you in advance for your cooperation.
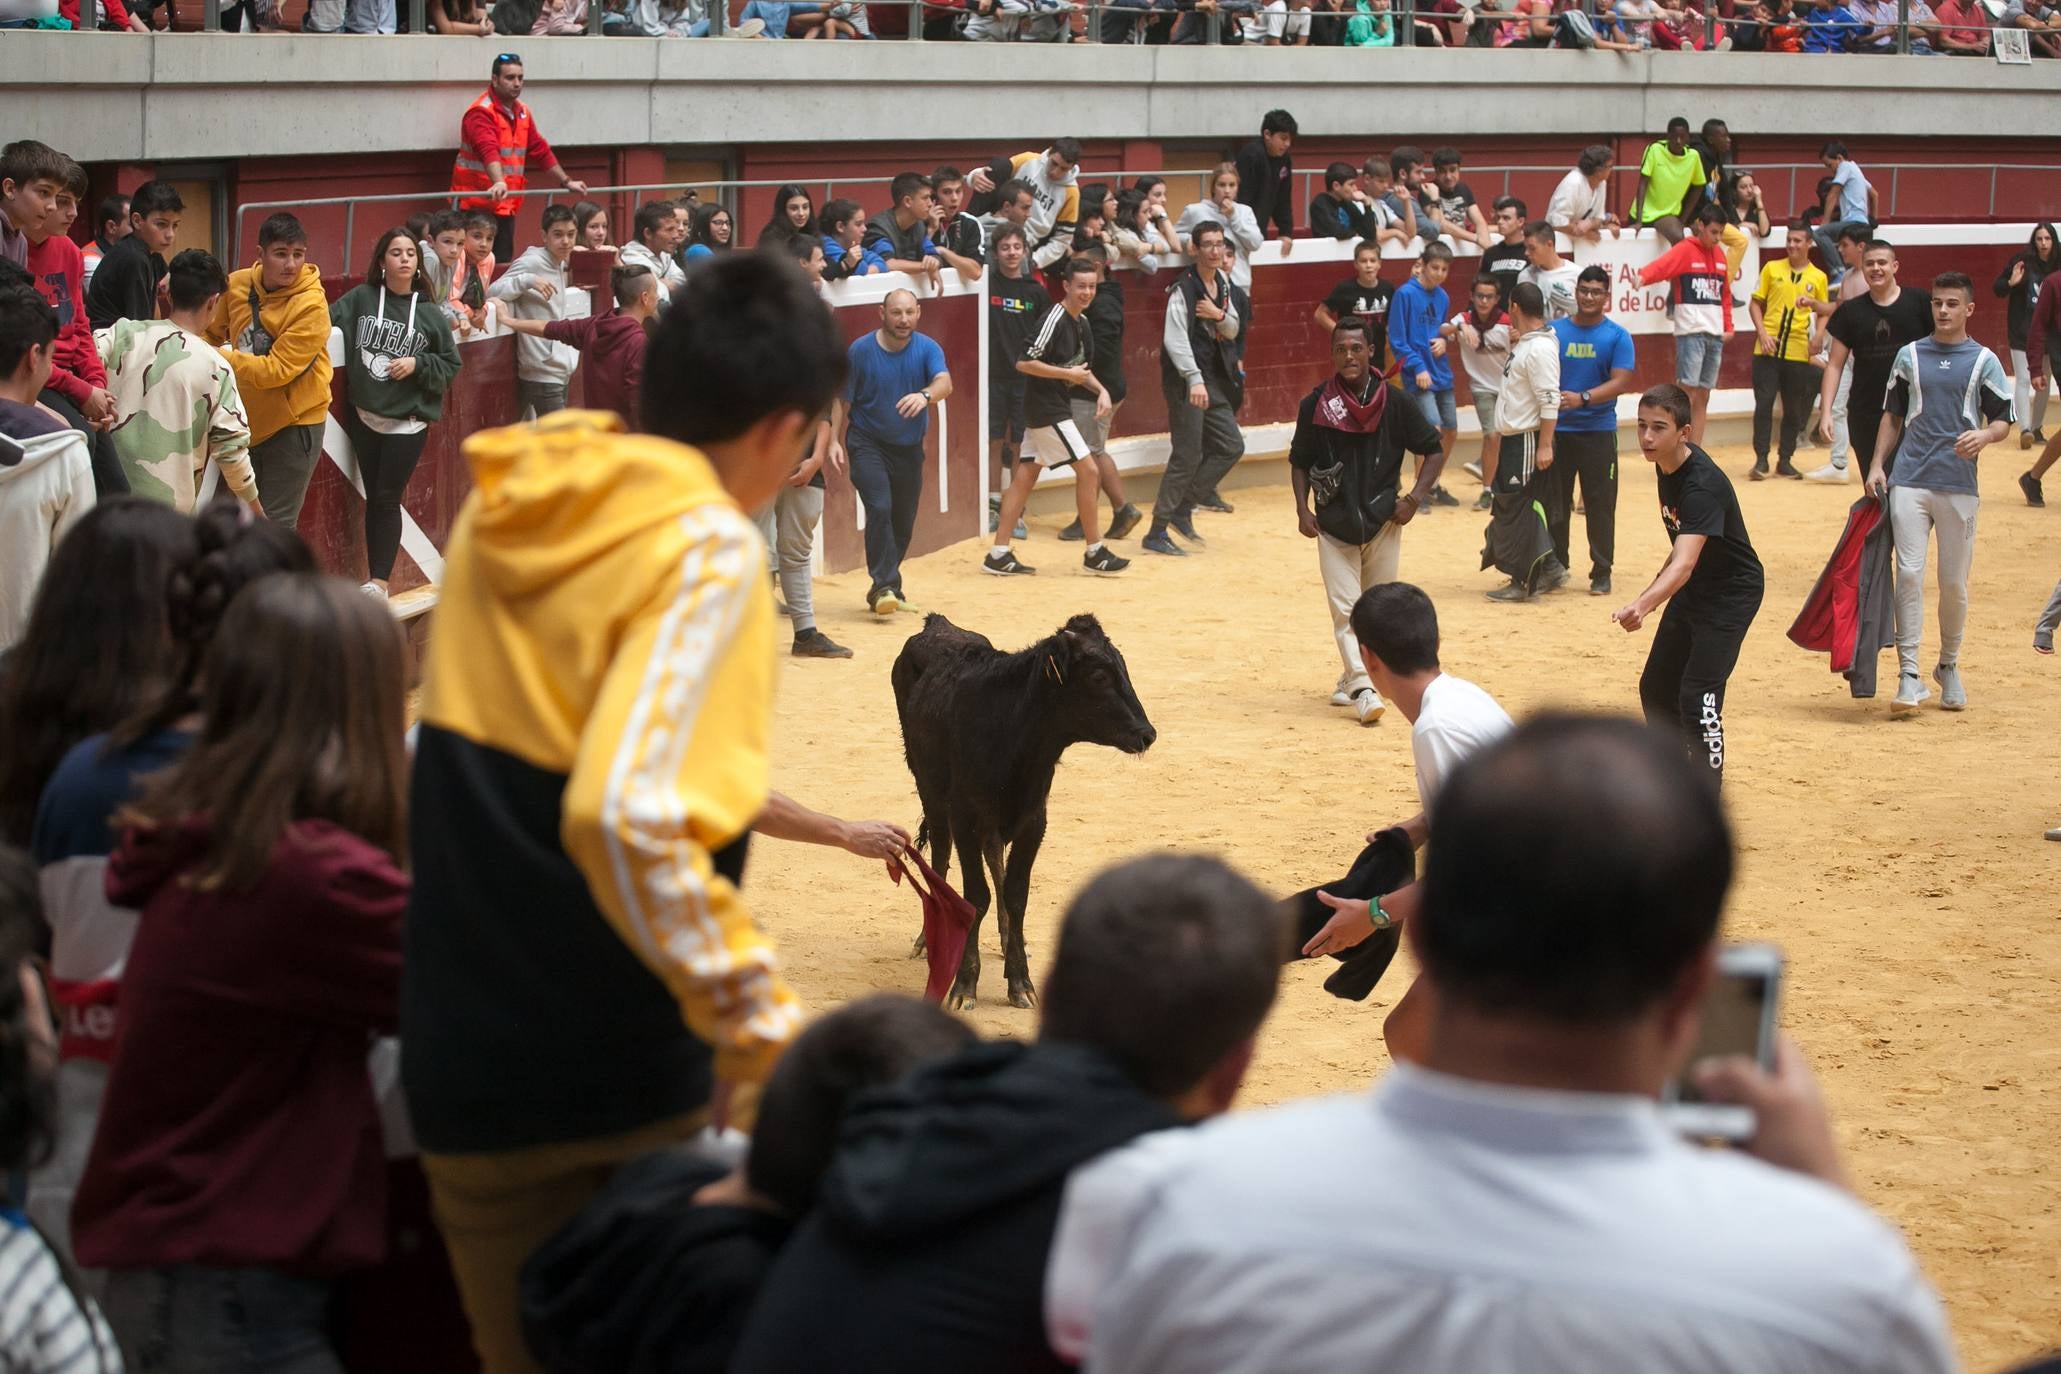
[23,232,103,406]
[452,94,559,219]
[57,0,136,27]
[73,818,404,1278]
[2026,267,2061,380]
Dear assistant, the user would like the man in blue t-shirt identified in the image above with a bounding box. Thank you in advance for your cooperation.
[1872,272,2013,717]
[1550,267,1639,597]
[832,288,953,617]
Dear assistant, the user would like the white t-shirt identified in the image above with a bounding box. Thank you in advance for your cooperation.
[1518,260,1581,320]
[1411,672,1513,811]
[1545,167,1608,231]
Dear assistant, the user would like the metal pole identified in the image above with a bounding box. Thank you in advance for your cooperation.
[203,0,220,30]
[908,0,921,37]
[709,0,726,35]
[1400,0,1414,45]
[408,0,424,30]
[1894,0,1908,51]
[588,0,604,31]
[1990,165,1999,219]
[344,201,356,280]
[1206,3,1220,41]
[1889,165,1900,218]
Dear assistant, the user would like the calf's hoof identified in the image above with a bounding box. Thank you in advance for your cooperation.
[1007,979,1039,1010]
[909,931,928,959]
[946,979,978,1012]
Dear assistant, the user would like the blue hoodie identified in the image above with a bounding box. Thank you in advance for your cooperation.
[1390,272,1452,392]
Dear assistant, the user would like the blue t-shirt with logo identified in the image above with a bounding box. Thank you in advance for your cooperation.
[1551,315,1636,434]
[844,329,949,448]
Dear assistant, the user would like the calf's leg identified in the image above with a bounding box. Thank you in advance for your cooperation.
[998,811,1049,1009]
[946,814,991,1010]
[909,798,952,959]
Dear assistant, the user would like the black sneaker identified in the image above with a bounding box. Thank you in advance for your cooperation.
[2022,472,2046,508]
[792,629,853,659]
[1473,490,1493,511]
[1194,493,1234,514]
[1590,574,1612,597]
[1058,518,1085,542]
[1082,546,1130,575]
[1428,485,1460,508]
[1142,529,1186,556]
[982,549,1036,576]
[1536,561,1571,593]
[1106,503,1143,540]
[1169,512,1206,544]
[1486,580,1530,602]
[1750,457,1769,481]
[1776,458,1801,479]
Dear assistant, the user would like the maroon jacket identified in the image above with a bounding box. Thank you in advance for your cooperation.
[543,311,648,429]
[73,818,404,1278]
[2026,268,2061,382]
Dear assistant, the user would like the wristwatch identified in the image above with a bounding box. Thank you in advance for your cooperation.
[1370,896,1394,931]
[1580,389,1592,406]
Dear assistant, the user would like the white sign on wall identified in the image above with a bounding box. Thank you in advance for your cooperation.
[1571,231,1761,337]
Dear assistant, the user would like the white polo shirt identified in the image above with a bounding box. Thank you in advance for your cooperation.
[1062,1064,1954,1374]
[1412,672,1513,810]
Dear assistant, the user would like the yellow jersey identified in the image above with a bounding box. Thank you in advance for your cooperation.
[1752,260,1829,362]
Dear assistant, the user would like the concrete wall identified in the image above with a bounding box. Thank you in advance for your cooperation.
[13,36,2061,165]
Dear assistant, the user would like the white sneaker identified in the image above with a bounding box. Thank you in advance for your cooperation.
[724,15,766,34]
[2045,825,2061,841]
[1803,462,1850,484]
[1890,672,1929,716]
[1330,688,1353,707]
[1933,663,1967,711]
[360,581,388,600]
[1354,689,1385,726]
[1462,460,1484,481]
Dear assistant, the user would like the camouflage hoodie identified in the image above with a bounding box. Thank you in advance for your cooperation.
[97,318,257,513]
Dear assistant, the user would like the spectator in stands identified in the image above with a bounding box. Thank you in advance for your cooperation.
[0,282,94,656]
[333,230,463,598]
[207,212,335,529]
[1235,109,1298,260]
[573,201,611,249]
[984,224,1040,541]
[1388,146,1450,243]
[420,210,476,336]
[929,167,988,267]
[976,178,1036,257]
[1078,714,1956,1374]
[684,203,734,263]
[1630,116,1704,246]
[1314,239,1395,373]
[521,996,972,1374]
[1550,266,1635,595]
[1130,175,1184,258]
[0,141,62,271]
[1072,182,1115,260]
[449,55,590,264]
[622,199,688,303]
[1176,165,1265,295]
[1428,148,1491,249]
[0,847,122,1371]
[1310,162,1377,242]
[756,184,819,251]
[501,264,656,431]
[450,211,499,332]
[23,157,126,501]
[1517,219,1578,321]
[1104,190,1165,273]
[57,0,151,28]
[86,180,180,332]
[818,199,886,283]
[834,288,951,616]
[1802,0,1861,48]
[1241,0,1313,40]
[1547,144,1617,242]
[1639,206,1732,443]
[1761,0,1810,46]
[75,574,407,1374]
[1445,276,1511,509]
[428,0,496,34]
[1814,141,1877,270]
[789,235,828,286]
[0,499,192,846]
[489,204,577,421]
[99,249,260,517]
[864,174,945,289]
[733,853,1284,1374]
[2008,0,2061,54]
[1746,223,1828,482]
[1995,222,2060,448]
[28,508,314,1278]
[1933,0,1990,50]
[80,193,130,291]
[1356,158,1416,244]
[966,141,1082,271]
[1719,172,1773,291]
[1390,242,1460,508]
[405,255,838,1374]
[1146,221,1245,557]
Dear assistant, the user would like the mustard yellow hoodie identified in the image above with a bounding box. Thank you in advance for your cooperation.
[401,410,800,1154]
[204,261,335,444]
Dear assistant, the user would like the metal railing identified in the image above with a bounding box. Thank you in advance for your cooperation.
[235,155,2061,274]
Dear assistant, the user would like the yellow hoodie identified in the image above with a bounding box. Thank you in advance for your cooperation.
[204,261,335,444]
[402,410,801,1154]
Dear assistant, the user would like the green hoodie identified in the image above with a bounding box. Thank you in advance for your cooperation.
[329,281,463,426]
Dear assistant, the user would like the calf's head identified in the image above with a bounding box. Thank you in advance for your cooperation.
[1039,614,1156,755]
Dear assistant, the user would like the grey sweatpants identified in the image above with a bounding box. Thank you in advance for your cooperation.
[2035,576,2061,652]
[519,379,568,421]
[1890,484,1979,675]
[756,485,824,635]
[250,422,324,530]
[1155,383,1243,524]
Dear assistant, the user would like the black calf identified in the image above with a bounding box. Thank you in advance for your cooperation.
[891,613,1155,1009]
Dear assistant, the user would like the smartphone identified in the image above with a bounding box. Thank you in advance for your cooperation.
[1661,942,1782,1142]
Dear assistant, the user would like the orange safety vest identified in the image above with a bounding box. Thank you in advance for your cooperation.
[450,91,534,217]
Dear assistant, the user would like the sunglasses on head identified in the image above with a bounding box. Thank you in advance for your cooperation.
[496,52,522,66]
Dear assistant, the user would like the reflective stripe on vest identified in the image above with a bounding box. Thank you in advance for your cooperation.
[451,91,533,215]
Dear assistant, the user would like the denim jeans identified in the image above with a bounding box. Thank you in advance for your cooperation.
[845,429,925,594]
[740,0,820,34]
[102,1267,341,1374]
[1813,219,1870,275]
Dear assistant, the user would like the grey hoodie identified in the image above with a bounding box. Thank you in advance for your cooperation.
[488,245,576,386]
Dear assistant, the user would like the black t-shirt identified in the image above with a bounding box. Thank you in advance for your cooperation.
[1657,444,1765,626]
[1020,302,1093,427]
[1437,180,1477,228]
[1479,241,1529,306]
[988,271,1048,379]
[1829,289,1934,412]
[1322,277,1394,368]
[939,212,984,263]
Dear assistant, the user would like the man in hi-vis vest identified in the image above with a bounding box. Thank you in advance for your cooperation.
[450,55,589,263]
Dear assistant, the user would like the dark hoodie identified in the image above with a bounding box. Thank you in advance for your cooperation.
[730,1040,1182,1374]
[1992,221,2059,352]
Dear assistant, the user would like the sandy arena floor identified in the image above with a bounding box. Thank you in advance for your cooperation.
[748,436,2060,1370]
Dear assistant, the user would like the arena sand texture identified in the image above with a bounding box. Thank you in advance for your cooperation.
[749,439,2059,1370]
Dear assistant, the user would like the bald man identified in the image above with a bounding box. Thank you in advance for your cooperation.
[831,289,954,616]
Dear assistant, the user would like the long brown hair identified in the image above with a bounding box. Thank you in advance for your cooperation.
[122,575,409,891]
